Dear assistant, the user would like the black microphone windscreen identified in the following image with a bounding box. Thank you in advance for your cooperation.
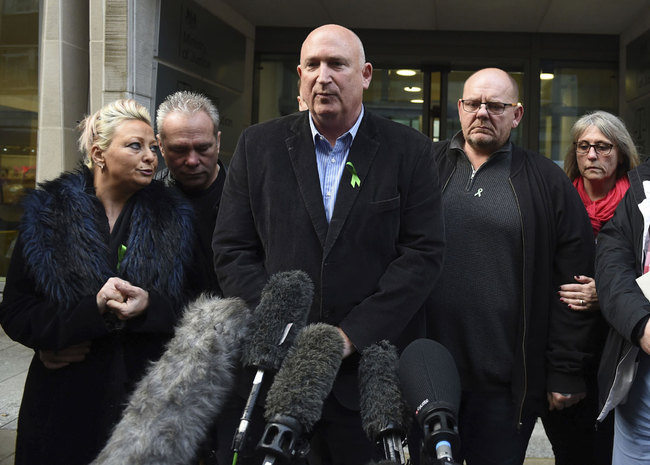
[359,340,409,441]
[242,270,313,371]
[264,323,343,431]
[398,338,461,425]
[91,294,251,465]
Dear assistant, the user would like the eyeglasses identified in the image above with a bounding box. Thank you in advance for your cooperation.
[574,141,614,156]
[460,99,520,115]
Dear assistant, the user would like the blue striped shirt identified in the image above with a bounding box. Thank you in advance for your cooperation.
[309,107,364,223]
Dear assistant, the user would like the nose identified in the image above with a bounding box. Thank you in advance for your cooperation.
[476,103,490,118]
[586,146,598,160]
[316,63,332,84]
[185,150,200,167]
[144,146,156,162]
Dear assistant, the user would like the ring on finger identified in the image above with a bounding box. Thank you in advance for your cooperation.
[580,299,585,305]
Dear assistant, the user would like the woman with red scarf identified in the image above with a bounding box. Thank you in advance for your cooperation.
[543,110,641,465]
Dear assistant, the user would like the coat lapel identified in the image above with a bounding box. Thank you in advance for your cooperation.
[324,114,380,257]
[286,115,329,248]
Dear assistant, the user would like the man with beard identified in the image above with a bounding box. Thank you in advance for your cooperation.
[427,68,599,465]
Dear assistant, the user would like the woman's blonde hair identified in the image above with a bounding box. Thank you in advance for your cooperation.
[77,99,152,168]
[564,110,641,181]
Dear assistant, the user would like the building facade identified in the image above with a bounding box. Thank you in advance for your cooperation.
[0,0,649,277]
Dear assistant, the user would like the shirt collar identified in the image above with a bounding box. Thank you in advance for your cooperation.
[309,106,365,144]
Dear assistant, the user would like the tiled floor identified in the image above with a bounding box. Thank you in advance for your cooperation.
[0,327,31,465]
[0,327,554,464]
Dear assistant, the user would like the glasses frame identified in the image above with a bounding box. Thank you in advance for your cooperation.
[460,99,520,115]
[574,141,615,156]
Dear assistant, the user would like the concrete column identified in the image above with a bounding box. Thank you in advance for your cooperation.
[36,0,89,181]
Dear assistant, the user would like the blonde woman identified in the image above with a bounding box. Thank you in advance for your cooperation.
[0,99,195,465]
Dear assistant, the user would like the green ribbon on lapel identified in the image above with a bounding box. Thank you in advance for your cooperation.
[346,162,361,188]
[117,244,127,272]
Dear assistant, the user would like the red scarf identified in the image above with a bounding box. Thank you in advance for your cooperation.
[574,175,630,236]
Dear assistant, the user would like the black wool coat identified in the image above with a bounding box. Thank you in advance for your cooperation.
[0,168,194,465]
[213,109,445,410]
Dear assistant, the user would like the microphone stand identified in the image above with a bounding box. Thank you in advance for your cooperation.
[379,424,407,465]
[231,323,294,465]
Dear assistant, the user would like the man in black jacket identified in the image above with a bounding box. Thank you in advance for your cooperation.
[155,90,225,295]
[213,24,445,465]
[427,68,599,465]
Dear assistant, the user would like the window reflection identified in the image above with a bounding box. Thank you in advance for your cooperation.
[364,69,424,131]
[0,0,39,277]
[539,65,618,163]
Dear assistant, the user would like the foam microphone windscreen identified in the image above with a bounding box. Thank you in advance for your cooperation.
[242,270,313,370]
[398,338,461,425]
[359,340,410,441]
[91,294,251,465]
[264,323,344,431]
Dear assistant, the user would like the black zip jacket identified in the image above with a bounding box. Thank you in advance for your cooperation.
[431,139,599,423]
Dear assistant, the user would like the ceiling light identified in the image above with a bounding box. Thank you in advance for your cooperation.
[540,72,554,80]
[396,69,417,77]
[410,99,424,104]
[404,86,421,93]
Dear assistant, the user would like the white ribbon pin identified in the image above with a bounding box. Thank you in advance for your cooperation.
[474,188,483,197]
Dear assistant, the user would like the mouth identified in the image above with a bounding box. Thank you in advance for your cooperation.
[138,168,154,176]
[315,92,336,100]
[471,126,493,134]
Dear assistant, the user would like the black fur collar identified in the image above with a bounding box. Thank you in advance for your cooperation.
[19,168,194,311]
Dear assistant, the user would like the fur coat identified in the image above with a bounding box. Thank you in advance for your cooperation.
[0,166,195,465]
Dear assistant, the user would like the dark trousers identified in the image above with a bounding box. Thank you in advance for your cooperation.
[408,391,536,465]
[458,391,536,465]
[542,396,614,465]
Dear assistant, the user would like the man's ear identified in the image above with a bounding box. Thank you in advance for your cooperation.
[156,134,166,158]
[216,131,221,156]
[361,62,373,90]
[512,104,524,129]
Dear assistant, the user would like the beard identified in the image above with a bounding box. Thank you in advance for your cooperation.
[466,132,502,154]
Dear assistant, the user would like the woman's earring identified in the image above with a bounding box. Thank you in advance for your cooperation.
[97,163,105,172]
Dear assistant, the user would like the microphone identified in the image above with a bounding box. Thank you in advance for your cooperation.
[258,323,344,464]
[359,340,409,465]
[398,339,461,465]
[232,270,313,460]
[91,294,251,465]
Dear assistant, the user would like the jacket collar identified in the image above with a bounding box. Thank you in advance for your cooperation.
[285,111,380,258]
[19,168,194,311]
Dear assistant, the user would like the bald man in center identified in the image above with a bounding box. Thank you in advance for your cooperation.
[212,24,445,465]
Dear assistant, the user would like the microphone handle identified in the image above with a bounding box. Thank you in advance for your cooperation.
[262,455,277,465]
[382,433,406,465]
[232,368,265,452]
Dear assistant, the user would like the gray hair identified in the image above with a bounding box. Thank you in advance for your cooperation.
[156,91,220,141]
[77,99,152,168]
[564,110,640,181]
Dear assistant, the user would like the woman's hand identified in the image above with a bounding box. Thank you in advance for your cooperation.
[547,391,586,411]
[39,341,91,370]
[559,275,599,311]
[96,277,125,314]
[106,279,149,320]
